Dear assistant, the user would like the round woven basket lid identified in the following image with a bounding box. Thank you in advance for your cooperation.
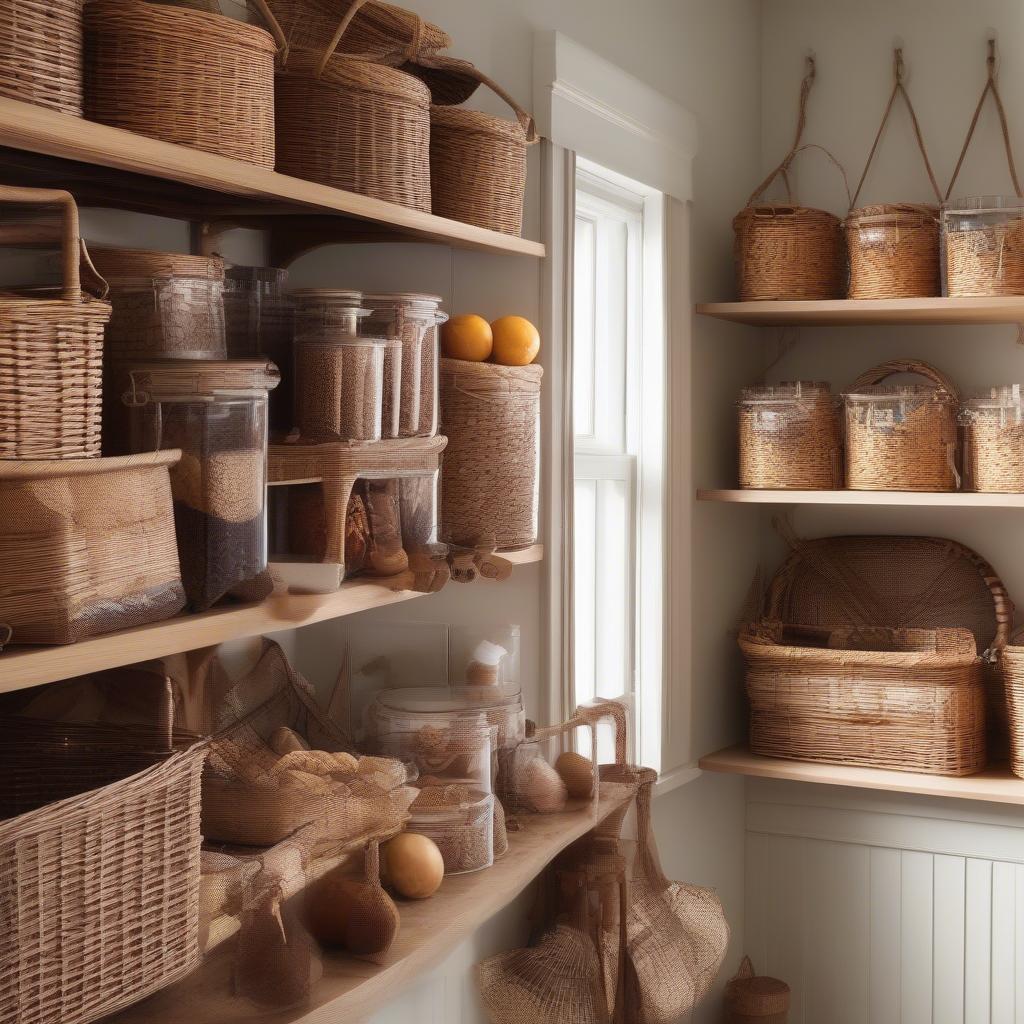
[846,202,938,227]
[124,358,280,398]
[89,246,225,281]
[430,103,527,143]
[284,49,430,106]
[725,974,791,1014]
[734,203,841,227]
[740,380,833,403]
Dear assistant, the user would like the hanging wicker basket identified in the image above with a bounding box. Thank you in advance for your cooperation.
[0,0,84,114]
[425,61,537,236]
[84,0,286,168]
[0,185,110,460]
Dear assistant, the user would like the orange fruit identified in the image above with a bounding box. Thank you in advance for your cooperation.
[441,314,493,361]
[490,316,540,366]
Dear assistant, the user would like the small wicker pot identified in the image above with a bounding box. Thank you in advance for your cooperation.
[843,359,960,491]
[725,957,790,1024]
[0,186,109,460]
[1000,639,1024,779]
[426,61,537,236]
[84,0,284,167]
[0,0,83,114]
[439,358,542,551]
[944,197,1024,297]
[961,386,1024,493]
[738,382,841,489]
[846,204,940,298]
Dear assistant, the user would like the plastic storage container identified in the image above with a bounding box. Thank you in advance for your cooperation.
[124,359,280,610]
[448,623,522,697]
[362,293,448,438]
[407,790,494,874]
[738,382,842,490]
[943,196,1024,297]
[962,386,1024,493]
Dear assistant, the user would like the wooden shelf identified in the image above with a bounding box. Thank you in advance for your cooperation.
[697,488,1024,508]
[696,297,1024,326]
[111,785,635,1024]
[700,745,1024,806]
[0,97,546,260]
[0,546,543,692]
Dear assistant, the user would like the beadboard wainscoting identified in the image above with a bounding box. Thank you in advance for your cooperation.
[744,780,1024,1024]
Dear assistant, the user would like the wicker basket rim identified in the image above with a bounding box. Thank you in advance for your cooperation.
[280,49,430,104]
[440,357,543,382]
[844,384,956,400]
[846,202,939,226]
[734,204,842,227]
[90,246,225,281]
[727,977,791,997]
[0,448,181,481]
[740,381,834,401]
[0,292,111,314]
[271,434,448,459]
[430,103,529,143]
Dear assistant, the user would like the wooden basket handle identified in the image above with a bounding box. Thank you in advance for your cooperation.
[849,358,960,401]
[246,0,290,63]
[0,185,82,301]
[314,0,373,78]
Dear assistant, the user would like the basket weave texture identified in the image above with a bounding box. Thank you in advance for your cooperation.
[962,386,1024,493]
[846,204,940,298]
[843,359,959,491]
[0,0,83,113]
[738,382,841,489]
[84,0,281,167]
[0,745,205,1024]
[724,957,790,1023]
[999,640,1024,778]
[440,358,542,551]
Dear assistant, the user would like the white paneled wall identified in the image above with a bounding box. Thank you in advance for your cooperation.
[745,781,1024,1023]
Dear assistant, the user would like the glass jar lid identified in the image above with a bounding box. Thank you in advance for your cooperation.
[124,358,280,402]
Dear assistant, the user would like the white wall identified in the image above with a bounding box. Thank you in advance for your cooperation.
[748,3,1024,1017]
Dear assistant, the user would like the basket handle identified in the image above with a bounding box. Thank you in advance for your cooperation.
[850,48,942,210]
[246,0,290,63]
[0,185,82,301]
[849,358,960,401]
[946,39,1022,201]
[314,0,374,79]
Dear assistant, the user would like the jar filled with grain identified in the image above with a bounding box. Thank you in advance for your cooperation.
[123,358,280,610]
[961,386,1024,493]
[407,790,495,875]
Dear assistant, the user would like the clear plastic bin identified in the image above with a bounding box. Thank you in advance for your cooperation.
[124,358,280,610]
[942,196,1024,297]
[961,385,1024,493]
[407,790,494,874]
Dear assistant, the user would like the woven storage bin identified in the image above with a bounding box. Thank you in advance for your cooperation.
[0,0,83,113]
[0,744,205,1024]
[408,790,494,874]
[944,196,1024,297]
[425,62,537,236]
[738,382,841,489]
[846,204,940,298]
[961,386,1024,492]
[1000,638,1024,779]
[741,622,986,775]
[275,8,431,211]
[844,359,960,491]
[0,451,186,645]
[440,358,542,550]
[0,186,109,460]
[724,957,790,1024]
[84,0,283,167]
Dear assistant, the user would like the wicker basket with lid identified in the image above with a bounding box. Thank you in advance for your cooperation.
[724,957,790,1024]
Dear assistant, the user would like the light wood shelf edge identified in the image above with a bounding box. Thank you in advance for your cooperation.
[696,488,1024,508]
[699,745,1024,806]
[696,297,1024,326]
[0,546,543,691]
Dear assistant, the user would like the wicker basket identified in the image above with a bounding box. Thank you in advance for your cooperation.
[944,196,1024,297]
[843,359,960,491]
[1000,637,1024,778]
[724,957,790,1024]
[84,0,284,167]
[0,744,206,1024]
[738,382,841,489]
[275,1,431,210]
[0,186,110,460]
[0,451,186,645]
[0,0,83,113]
[846,204,940,298]
[439,358,542,551]
[425,61,537,236]
[961,386,1024,493]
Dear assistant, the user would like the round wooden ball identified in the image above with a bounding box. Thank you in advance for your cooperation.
[555,751,595,800]
[381,833,445,900]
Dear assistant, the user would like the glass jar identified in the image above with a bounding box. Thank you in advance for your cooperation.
[448,623,522,698]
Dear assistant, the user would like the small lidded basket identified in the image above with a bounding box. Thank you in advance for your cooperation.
[738,382,841,489]
[961,385,1024,493]
[846,203,940,298]
[843,359,960,491]
[724,957,790,1024]
[943,196,1024,297]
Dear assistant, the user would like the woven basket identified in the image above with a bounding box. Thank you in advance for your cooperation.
[0,0,83,113]
[426,62,537,236]
[944,197,1024,297]
[275,0,431,210]
[724,957,790,1024]
[0,186,110,460]
[0,744,205,1024]
[0,451,186,645]
[84,0,284,167]
[961,386,1024,493]
[846,204,940,298]
[844,358,960,491]
[439,358,542,551]
[738,381,841,489]
[1000,637,1024,778]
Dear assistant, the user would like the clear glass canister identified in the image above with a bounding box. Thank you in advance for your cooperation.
[408,790,494,874]
[961,385,1024,493]
[448,623,521,698]
[361,293,448,438]
[123,358,280,611]
[942,196,1024,297]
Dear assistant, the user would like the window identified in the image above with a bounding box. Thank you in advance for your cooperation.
[572,158,666,771]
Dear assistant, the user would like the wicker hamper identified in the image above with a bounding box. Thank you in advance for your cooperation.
[0,743,206,1024]
[440,358,542,551]
[1000,636,1024,778]
[84,0,284,167]
[844,359,960,491]
[961,386,1024,493]
[0,451,186,645]
[0,0,84,113]
[0,186,110,460]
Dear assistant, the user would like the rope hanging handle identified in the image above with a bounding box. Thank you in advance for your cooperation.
[849,357,960,401]
[244,0,289,63]
[850,48,942,210]
[945,39,1023,200]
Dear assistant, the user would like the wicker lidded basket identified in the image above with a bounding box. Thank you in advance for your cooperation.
[84,0,285,167]
[275,0,431,210]
[738,381,841,489]
[0,186,110,460]
[961,385,1024,493]
[724,957,790,1024]
[0,0,84,113]
[734,58,848,301]
[440,357,543,551]
[843,359,960,491]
